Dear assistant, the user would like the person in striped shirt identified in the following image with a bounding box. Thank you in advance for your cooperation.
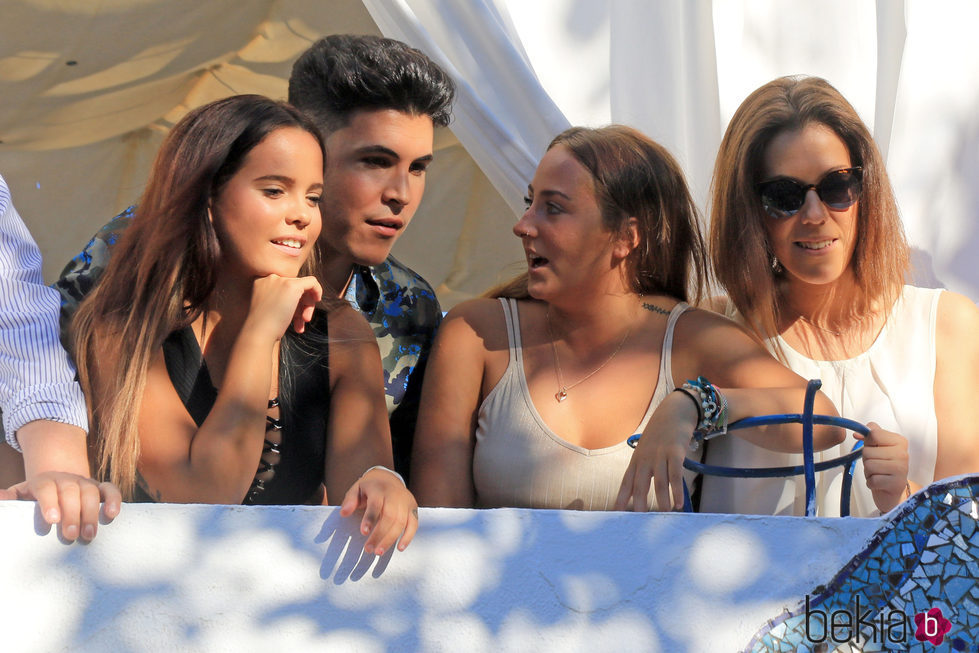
[0,173,120,541]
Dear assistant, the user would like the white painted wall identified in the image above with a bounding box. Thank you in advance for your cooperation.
[0,502,882,652]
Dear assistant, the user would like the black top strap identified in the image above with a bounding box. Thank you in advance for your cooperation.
[142,312,331,505]
[162,327,217,427]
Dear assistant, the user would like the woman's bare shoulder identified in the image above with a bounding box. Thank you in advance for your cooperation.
[675,302,745,332]
[671,303,770,369]
[937,289,979,328]
[443,297,504,321]
[936,290,979,359]
[441,297,534,342]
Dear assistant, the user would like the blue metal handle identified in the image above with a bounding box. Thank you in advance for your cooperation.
[627,379,867,516]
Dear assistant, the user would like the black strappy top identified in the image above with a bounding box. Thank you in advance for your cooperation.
[134,311,331,504]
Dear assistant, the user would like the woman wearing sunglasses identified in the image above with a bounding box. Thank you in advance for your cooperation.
[701,76,979,517]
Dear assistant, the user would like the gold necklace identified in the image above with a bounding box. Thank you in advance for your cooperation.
[545,305,635,403]
[796,313,844,337]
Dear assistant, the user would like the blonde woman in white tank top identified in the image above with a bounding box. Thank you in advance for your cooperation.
[411,126,844,512]
[705,77,979,516]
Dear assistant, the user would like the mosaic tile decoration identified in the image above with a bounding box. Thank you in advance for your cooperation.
[745,475,979,653]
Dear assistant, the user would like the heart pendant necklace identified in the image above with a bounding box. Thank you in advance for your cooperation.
[546,305,634,403]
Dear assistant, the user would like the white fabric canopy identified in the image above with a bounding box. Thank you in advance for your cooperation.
[2,0,977,306]
[367,0,979,301]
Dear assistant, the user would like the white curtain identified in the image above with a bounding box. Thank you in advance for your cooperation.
[2,0,976,303]
[364,0,979,302]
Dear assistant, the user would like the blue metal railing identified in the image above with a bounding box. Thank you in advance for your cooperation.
[627,379,866,516]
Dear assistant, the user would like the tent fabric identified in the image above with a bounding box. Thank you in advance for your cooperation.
[1,0,977,306]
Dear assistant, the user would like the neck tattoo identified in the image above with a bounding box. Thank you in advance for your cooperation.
[545,304,636,403]
[642,302,670,316]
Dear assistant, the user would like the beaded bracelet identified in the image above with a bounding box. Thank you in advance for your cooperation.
[682,376,730,449]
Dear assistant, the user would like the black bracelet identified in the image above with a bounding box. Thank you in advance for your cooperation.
[673,387,703,424]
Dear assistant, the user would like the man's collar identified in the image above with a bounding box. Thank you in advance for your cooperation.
[344,264,380,315]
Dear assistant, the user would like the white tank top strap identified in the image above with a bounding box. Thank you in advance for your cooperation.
[658,301,690,394]
[635,300,691,432]
[498,297,524,366]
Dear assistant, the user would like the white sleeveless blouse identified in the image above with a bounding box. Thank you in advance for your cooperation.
[701,285,942,517]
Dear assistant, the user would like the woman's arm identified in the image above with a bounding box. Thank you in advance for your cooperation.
[410,300,495,508]
[136,274,322,503]
[617,308,844,511]
[325,305,418,555]
[933,291,979,480]
[680,308,843,450]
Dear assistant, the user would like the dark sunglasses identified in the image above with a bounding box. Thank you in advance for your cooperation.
[757,167,863,218]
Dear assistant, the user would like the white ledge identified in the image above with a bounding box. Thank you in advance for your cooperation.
[0,501,891,652]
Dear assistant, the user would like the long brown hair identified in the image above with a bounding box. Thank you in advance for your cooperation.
[489,125,708,304]
[71,95,327,498]
[709,76,909,345]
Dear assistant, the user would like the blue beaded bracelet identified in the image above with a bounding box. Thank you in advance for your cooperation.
[682,376,729,448]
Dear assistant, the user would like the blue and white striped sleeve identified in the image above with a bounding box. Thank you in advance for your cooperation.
[0,174,88,450]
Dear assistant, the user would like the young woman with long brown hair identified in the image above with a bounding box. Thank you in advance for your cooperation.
[71,95,418,555]
[410,125,843,512]
[703,76,979,516]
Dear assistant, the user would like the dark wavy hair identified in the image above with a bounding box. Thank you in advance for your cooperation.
[491,125,707,304]
[709,76,909,347]
[71,94,327,498]
[288,34,455,133]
